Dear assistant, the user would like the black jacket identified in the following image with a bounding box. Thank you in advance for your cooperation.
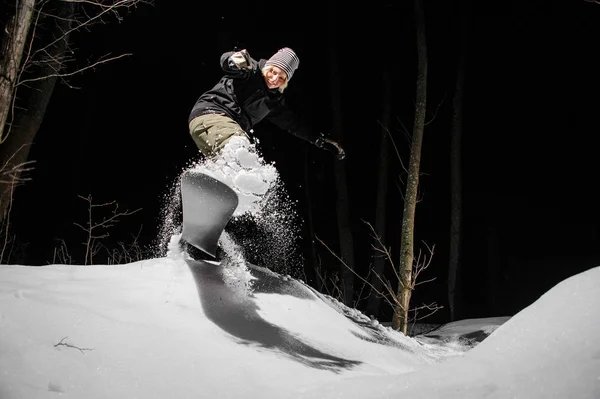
[188,51,317,144]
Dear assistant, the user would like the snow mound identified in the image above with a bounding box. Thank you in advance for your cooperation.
[297,265,600,398]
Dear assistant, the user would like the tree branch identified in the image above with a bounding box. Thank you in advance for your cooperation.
[54,336,93,354]
[17,53,131,87]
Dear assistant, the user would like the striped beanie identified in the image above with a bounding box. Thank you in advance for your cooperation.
[265,48,300,81]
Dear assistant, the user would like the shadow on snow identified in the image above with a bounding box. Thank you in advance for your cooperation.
[186,259,362,373]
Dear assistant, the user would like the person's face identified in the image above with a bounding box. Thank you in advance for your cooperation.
[264,66,287,89]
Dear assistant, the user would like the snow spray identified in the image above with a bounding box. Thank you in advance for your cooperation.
[155,136,303,275]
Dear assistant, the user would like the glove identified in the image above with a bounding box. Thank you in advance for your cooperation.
[230,49,252,70]
[315,134,346,160]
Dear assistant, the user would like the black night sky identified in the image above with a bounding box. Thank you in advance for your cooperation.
[8,0,600,323]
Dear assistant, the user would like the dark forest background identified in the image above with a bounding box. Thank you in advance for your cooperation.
[3,0,600,324]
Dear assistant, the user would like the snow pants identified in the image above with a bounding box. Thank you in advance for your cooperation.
[188,113,249,158]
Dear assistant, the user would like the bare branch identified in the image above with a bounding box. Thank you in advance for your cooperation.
[314,266,331,295]
[0,162,35,184]
[30,0,147,61]
[54,336,93,354]
[409,301,443,333]
[363,220,402,284]
[1,0,151,143]
[74,194,141,264]
[414,277,437,287]
[424,93,446,126]
[17,53,131,86]
[106,225,145,264]
[411,242,435,289]
[377,120,408,174]
[317,236,391,302]
[316,235,402,312]
[52,239,72,264]
[0,145,36,262]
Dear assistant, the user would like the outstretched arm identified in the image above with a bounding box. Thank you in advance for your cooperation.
[267,104,345,160]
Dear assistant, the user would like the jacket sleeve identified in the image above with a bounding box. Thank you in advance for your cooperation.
[266,100,319,145]
[220,51,256,78]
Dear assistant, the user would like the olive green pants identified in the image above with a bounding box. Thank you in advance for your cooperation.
[188,113,248,158]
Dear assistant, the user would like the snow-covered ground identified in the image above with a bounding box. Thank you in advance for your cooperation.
[1,237,599,398]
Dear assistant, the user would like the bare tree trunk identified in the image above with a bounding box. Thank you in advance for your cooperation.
[0,0,37,144]
[327,2,355,306]
[0,2,74,220]
[448,4,469,322]
[367,68,392,318]
[392,0,428,334]
[0,1,144,229]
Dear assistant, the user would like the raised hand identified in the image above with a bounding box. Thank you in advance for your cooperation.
[230,49,252,70]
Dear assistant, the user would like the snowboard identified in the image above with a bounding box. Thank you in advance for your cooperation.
[180,170,239,259]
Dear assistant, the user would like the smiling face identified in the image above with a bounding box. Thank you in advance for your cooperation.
[263,66,288,90]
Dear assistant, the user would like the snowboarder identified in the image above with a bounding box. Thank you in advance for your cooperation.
[187,47,345,160]
[180,47,344,262]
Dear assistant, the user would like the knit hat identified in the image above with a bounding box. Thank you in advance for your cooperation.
[265,47,300,81]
